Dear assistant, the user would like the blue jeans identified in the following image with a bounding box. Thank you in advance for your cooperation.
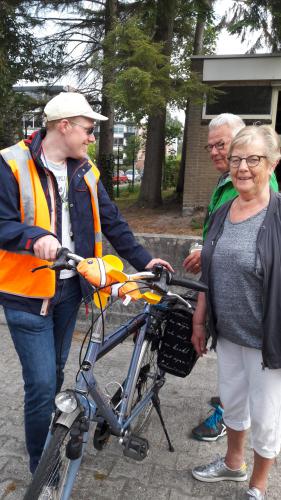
[4,276,82,473]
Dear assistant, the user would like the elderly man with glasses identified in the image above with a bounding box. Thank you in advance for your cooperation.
[183,113,278,443]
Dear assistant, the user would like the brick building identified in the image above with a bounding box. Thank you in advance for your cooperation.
[183,53,281,215]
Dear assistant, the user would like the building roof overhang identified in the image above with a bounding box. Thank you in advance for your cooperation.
[191,53,281,82]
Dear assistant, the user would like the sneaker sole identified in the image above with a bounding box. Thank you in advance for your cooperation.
[192,430,227,442]
[192,470,248,483]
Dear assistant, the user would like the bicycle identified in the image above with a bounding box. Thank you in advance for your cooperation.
[24,248,207,500]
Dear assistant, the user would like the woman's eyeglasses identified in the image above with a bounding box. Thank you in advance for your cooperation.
[228,155,267,169]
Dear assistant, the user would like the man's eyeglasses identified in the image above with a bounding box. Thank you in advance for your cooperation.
[228,155,267,169]
[204,141,225,153]
[70,121,96,136]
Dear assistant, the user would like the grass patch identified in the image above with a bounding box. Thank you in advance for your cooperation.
[114,185,177,210]
[114,185,140,210]
[191,219,203,230]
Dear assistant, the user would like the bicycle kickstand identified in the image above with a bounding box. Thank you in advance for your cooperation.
[152,393,174,452]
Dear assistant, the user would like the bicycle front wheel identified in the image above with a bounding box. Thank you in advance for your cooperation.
[126,338,160,433]
[24,424,75,500]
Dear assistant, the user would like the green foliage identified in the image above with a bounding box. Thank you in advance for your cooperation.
[114,184,141,205]
[221,0,281,52]
[0,1,41,145]
[122,134,141,167]
[103,13,217,122]
[114,183,175,211]
[87,143,97,163]
[165,114,183,147]
[0,1,66,146]
[104,18,171,120]
[3,90,41,147]
[163,155,180,189]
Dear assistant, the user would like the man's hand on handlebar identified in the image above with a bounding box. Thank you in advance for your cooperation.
[145,258,174,273]
[33,235,61,261]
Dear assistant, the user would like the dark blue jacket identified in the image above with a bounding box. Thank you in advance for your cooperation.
[0,129,152,314]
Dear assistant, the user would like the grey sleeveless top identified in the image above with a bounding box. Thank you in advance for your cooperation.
[210,208,267,349]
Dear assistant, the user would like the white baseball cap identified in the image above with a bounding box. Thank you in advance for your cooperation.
[44,92,108,122]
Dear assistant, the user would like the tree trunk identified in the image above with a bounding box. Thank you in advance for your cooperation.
[139,111,166,207]
[97,0,117,198]
[176,0,213,196]
[138,0,176,207]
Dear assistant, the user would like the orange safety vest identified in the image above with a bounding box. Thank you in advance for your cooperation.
[0,140,102,300]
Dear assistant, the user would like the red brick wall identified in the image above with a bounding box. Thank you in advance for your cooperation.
[182,58,219,214]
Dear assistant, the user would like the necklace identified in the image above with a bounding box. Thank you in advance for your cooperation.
[41,148,69,205]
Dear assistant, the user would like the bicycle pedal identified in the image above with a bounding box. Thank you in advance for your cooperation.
[122,434,149,461]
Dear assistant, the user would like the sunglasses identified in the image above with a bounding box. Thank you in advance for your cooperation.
[70,121,96,136]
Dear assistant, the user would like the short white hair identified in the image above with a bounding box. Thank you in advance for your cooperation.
[209,113,245,137]
[229,125,281,165]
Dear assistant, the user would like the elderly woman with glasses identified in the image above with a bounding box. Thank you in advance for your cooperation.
[191,125,281,500]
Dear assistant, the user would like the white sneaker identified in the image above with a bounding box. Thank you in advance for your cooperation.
[192,456,248,483]
[38,486,58,500]
[245,487,267,499]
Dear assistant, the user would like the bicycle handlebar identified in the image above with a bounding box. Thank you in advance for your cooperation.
[32,247,208,295]
[168,276,207,292]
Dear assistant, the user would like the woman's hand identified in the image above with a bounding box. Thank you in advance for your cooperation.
[183,249,201,274]
[191,323,208,357]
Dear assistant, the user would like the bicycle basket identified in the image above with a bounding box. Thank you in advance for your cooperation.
[157,305,198,378]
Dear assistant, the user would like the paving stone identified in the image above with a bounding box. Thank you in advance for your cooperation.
[169,491,212,500]
[150,465,193,495]
[110,459,152,485]
[1,319,281,500]
[72,476,126,500]
[0,481,26,500]
[121,479,170,500]
[191,478,241,498]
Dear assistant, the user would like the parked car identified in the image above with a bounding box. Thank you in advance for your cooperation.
[112,170,128,184]
[126,169,141,182]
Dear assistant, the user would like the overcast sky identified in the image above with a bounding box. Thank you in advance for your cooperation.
[214,0,263,55]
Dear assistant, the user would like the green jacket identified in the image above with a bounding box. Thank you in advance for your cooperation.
[202,171,279,239]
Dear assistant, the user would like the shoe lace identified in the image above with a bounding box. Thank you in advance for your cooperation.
[204,407,223,429]
[247,487,266,499]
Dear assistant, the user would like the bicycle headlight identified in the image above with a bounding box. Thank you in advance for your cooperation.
[55,391,78,413]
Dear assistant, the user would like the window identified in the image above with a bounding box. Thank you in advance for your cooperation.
[113,138,124,147]
[126,126,137,134]
[203,86,272,119]
[114,125,125,133]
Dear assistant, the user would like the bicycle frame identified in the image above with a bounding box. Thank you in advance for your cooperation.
[26,251,208,500]
[51,302,159,499]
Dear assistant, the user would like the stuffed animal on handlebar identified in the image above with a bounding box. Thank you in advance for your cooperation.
[77,255,161,308]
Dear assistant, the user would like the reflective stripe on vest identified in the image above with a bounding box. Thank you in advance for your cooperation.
[0,141,55,299]
[84,162,102,257]
[2,141,36,225]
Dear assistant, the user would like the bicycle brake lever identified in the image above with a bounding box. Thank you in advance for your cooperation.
[151,265,171,294]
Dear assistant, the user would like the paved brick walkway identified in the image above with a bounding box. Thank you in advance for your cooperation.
[0,321,280,500]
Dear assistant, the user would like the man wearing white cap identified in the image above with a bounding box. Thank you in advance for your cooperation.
[0,92,172,473]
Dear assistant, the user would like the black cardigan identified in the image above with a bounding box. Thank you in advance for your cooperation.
[201,190,281,369]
